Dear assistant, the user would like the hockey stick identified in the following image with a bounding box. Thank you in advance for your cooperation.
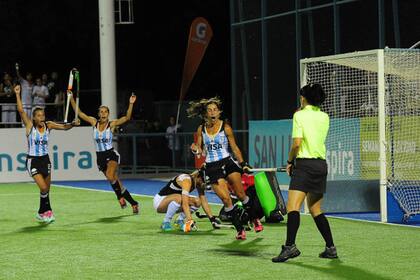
[195,211,210,219]
[64,69,74,123]
[248,167,287,173]
[73,69,80,122]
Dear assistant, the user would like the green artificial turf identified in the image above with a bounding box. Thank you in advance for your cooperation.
[0,183,419,280]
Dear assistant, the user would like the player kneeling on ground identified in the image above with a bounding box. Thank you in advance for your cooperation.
[153,169,219,232]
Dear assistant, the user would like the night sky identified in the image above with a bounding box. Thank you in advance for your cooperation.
[0,0,230,121]
[1,1,420,124]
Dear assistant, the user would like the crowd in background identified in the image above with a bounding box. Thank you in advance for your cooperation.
[0,67,188,168]
[0,65,65,127]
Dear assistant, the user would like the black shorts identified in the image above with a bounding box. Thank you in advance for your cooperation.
[96,149,120,172]
[289,159,328,194]
[26,155,51,178]
[205,156,242,184]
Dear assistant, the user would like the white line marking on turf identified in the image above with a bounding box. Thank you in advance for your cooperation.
[52,183,420,228]
[52,184,224,206]
[0,193,37,196]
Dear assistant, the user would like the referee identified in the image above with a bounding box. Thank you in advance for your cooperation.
[272,83,338,262]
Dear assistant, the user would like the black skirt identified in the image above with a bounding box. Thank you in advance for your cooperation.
[289,159,328,194]
[26,154,51,178]
[205,156,242,184]
[96,149,120,172]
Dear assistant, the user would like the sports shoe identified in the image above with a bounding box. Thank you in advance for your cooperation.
[132,204,139,215]
[272,245,301,262]
[174,219,184,230]
[253,218,264,233]
[319,246,338,259]
[235,229,247,240]
[161,222,172,231]
[36,211,54,224]
[119,197,127,209]
[36,212,47,223]
[45,210,55,223]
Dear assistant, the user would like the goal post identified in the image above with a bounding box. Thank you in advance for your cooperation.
[300,48,420,223]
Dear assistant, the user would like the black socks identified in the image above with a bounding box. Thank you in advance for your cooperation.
[313,213,334,248]
[39,191,51,213]
[286,211,300,246]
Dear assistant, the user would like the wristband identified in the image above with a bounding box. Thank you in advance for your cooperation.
[181,190,189,195]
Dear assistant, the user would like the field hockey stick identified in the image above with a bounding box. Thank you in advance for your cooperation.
[195,212,236,229]
[195,211,209,219]
[64,69,74,123]
[73,69,80,121]
[248,167,287,173]
[213,223,235,229]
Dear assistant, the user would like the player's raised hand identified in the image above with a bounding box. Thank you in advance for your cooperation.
[72,119,81,126]
[13,84,21,96]
[129,93,137,104]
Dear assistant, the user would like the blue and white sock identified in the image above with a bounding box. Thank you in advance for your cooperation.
[164,201,181,223]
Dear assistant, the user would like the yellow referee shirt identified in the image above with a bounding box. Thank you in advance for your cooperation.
[292,105,329,159]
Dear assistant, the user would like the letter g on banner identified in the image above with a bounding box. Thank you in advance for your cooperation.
[196,23,207,39]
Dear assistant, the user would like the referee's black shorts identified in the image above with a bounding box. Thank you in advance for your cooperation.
[289,158,327,194]
[205,156,242,184]
[96,149,120,172]
[26,155,51,178]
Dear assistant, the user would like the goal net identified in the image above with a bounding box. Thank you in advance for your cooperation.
[300,49,420,222]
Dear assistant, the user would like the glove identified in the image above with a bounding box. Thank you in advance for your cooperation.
[209,216,222,229]
[183,220,198,233]
[240,161,252,174]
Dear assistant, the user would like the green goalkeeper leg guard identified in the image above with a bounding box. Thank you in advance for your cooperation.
[254,171,287,218]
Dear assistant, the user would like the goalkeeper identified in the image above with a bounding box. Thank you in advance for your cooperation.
[272,83,338,263]
[153,169,220,232]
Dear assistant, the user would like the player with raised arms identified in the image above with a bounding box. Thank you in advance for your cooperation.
[153,169,219,232]
[188,97,256,240]
[15,83,79,223]
[70,93,139,214]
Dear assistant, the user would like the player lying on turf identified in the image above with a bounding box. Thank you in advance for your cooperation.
[153,169,220,232]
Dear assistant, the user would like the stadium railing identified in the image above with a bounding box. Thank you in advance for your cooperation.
[116,130,249,174]
[0,102,65,128]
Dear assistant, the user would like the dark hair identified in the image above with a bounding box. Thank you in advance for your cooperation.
[32,106,44,118]
[187,97,223,119]
[300,83,326,106]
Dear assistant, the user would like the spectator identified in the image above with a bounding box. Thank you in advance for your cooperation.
[0,72,16,127]
[16,64,33,118]
[46,71,64,120]
[165,115,182,167]
[32,77,49,109]
[41,73,48,86]
[151,118,164,133]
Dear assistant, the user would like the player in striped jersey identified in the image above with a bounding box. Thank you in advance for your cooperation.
[187,97,255,240]
[153,169,218,232]
[70,94,139,214]
[15,84,79,223]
